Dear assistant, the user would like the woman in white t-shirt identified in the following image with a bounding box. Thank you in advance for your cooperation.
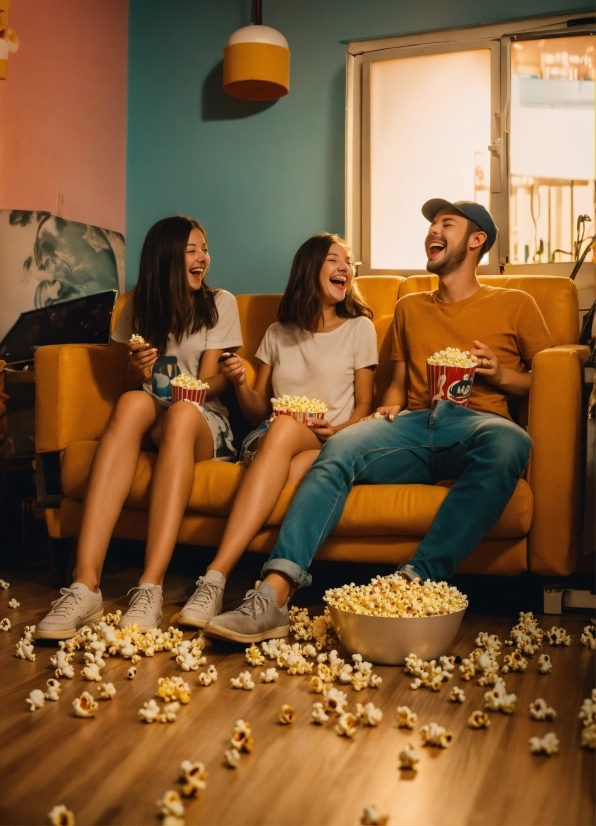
[35,216,243,640]
[178,233,378,628]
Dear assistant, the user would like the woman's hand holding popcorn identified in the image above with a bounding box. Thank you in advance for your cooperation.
[128,339,158,375]
[306,418,336,442]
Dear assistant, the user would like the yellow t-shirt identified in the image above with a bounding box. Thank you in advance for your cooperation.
[391,286,553,419]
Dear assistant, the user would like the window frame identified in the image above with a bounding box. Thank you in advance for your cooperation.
[346,12,595,276]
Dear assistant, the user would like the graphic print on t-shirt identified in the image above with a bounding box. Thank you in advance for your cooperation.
[152,356,180,398]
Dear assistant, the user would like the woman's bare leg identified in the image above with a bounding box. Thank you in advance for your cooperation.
[140,402,214,586]
[73,391,160,591]
[207,416,321,579]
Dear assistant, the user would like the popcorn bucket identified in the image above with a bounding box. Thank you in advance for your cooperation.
[271,410,321,425]
[171,385,207,407]
[427,364,476,408]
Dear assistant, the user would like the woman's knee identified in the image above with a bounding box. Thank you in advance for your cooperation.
[109,391,154,431]
[161,400,205,439]
[260,415,304,451]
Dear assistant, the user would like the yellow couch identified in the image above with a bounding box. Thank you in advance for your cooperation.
[35,275,587,578]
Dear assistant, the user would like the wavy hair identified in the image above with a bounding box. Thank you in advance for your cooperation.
[277,233,372,332]
[132,216,219,355]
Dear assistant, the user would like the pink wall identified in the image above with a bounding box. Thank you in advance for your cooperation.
[0,0,128,234]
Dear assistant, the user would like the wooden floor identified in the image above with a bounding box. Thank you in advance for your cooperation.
[0,567,594,826]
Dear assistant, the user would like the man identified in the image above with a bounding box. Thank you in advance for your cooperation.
[204,199,552,643]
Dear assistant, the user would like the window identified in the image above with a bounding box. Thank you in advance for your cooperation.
[346,13,595,276]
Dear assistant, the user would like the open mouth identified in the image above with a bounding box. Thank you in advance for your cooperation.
[329,275,347,289]
[189,267,204,277]
[427,240,446,260]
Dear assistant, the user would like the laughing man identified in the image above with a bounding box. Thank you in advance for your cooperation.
[204,199,553,644]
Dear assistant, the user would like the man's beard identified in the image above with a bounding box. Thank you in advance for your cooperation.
[426,235,469,276]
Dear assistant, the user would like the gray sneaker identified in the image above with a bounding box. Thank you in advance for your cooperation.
[120,583,163,632]
[203,582,289,643]
[35,583,104,640]
[179,571,225,628]
[397,563,422,583]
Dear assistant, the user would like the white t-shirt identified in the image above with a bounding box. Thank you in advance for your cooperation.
[112,289,243,416]
[255,316,378,425]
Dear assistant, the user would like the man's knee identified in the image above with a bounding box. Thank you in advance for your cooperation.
[477,418,532,472]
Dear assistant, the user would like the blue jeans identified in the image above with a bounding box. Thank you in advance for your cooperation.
[261,401,532,584]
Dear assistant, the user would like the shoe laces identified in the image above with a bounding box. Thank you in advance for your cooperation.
[186,577,220,610]
[49,587,83,618]
[236,588,273,619]
[126,585,159,616]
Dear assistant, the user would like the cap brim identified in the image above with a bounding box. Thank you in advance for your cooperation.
[421,199,462,222]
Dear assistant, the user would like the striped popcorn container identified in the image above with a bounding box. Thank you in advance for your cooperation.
[427,364,476,409]
[171,385,207,407]
[271,410,321,425]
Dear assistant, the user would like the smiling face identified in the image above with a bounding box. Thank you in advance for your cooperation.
[185,227,210,291]
[425,209,485,276]
[318,242,354,306]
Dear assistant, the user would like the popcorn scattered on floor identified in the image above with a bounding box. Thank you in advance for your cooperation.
[8,598,19,609]
[529,732,559,755]
[396,705,418,729]
[420,722,452,748]
[529,698,556,721]
[360,805,389,825]
[468,711,491,729]
[230,671,255,690]
[26,688,46,712]
[279,704,296,724]
[398,745,420,771]
[72,691,98,718]
[47,804,75,825]
[179,760,207,796]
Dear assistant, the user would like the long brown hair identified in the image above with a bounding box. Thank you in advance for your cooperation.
[277,233,372,332]
[132,216,219,355]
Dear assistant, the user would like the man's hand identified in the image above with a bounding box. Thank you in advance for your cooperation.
[471,340,501,386]
[306,418,336,442]
[219,354,247,388]
[361,405,401,422]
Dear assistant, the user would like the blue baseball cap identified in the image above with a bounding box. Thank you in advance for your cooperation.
[422,199,498,251]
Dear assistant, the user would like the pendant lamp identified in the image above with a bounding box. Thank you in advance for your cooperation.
[223,0,290,101]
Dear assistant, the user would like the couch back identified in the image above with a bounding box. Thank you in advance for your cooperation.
[398,274,579,346]
[114,273,578,405]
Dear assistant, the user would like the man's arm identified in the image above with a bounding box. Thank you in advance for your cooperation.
[374,361,408,421]
[471,340,531,397]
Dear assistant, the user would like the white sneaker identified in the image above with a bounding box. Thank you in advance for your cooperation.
[120,583,163,632]
[35,583,104,640]
[179,570,225,629]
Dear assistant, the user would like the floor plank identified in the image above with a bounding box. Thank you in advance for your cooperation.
[0,568,593,826]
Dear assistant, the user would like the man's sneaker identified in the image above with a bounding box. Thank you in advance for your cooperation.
[120,583,163,632]
[203,582,289,644]
[179,570,225,628]
[35,583,104,640]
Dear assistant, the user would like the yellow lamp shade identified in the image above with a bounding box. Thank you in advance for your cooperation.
[223,25,290,100]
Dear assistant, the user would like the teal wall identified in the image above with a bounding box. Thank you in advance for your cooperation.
[126,0,591,293]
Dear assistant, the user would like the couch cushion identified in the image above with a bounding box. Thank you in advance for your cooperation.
[62,441,532,538]
[62,441,246,515]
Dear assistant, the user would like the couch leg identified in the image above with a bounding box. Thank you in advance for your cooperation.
[543,584,596,614]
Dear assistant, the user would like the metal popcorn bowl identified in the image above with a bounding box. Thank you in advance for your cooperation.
[327,605,466,666]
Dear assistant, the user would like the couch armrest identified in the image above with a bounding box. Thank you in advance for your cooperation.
[527,346,585,575]
[35,343,127,452]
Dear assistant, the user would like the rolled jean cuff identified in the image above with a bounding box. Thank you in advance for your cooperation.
[261,558,312,588]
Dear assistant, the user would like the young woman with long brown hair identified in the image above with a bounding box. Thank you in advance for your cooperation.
[36,216,242,639]
[177,232,378,631]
